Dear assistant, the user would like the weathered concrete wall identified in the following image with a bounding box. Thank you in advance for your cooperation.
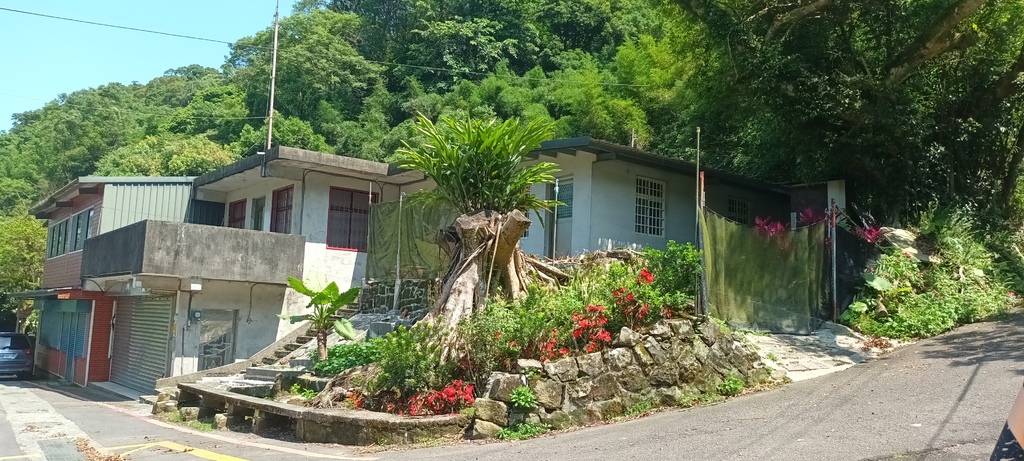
[169,281,290,376]
[82,221,305,285]
[470,317,775,437]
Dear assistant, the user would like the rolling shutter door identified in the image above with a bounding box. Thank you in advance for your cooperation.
[110,296,174,393]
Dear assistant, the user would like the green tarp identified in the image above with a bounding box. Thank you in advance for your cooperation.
[703,210,826,333]
[366,200,460,280]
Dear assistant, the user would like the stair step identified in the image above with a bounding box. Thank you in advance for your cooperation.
[261,357,278,365]
[295,336,314,344]
[282,343,301,352]
[273,350,290,359]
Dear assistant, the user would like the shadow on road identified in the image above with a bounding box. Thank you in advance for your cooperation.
[913,311,1024,374]
[0,377,134,403]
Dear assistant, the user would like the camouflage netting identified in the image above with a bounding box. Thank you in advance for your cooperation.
[366,200,460,280]
[702,210,827,334]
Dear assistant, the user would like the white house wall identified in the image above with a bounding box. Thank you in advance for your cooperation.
[590,160,698,251]
[519,151,598,257]
[169,280,287,376]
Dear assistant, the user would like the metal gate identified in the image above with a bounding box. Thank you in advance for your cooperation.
[110,296,174,393]
[37,301,91,382]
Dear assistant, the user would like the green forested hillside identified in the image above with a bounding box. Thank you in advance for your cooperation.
[2,0,1024,319]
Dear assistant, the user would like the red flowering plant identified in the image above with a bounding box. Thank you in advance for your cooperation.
[755,216,786,237]
[607,266,682,330]
[856,225,884,244]
[408,380,475,415]
[797,207,826,226]
[572,305,612,353]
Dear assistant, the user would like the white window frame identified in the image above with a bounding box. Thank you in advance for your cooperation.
[635,177,665,237]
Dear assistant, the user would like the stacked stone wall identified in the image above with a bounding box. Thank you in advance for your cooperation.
[470,317,775,437]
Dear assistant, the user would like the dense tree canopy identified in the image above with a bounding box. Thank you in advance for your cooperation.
[2,0,1024,313]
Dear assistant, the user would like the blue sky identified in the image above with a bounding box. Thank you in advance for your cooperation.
[0,0,289,130]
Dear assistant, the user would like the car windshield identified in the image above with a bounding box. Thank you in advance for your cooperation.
[0,336,31,350]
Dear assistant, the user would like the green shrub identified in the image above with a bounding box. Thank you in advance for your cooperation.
[644,240,702,301]
[844,209,1011,339]
[717,375,745,397]
[366,324,454,400]
[310,341,377,377]
[509,385,537,409]
[626,397,657,416]
[289,383,318,399]
[497,423,550,440]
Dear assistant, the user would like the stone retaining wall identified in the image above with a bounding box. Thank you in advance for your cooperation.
[356,278,438,321]
[469,317,775,438]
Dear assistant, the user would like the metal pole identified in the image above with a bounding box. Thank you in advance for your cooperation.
[695,127,701,243]
[552,178,559,258]
[831,199,838,322]
[393,192,404,313]
[265,1,280,152]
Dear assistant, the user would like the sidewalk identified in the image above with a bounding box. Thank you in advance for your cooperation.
[742,321,903,381]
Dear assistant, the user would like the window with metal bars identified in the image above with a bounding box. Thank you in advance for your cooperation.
[635,177,665,236]
[556,182,573,219]
[727,196,750,225]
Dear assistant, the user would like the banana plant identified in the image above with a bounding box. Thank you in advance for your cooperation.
[279,277,361,360]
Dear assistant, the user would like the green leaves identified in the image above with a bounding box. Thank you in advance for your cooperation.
[864,273,894,292]
[397,115,560,214]
[334,319,358,341]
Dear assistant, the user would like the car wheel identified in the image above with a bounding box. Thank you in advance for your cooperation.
[16,370,33,380]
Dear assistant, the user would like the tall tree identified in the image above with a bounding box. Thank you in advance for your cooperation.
[397,115,567,355]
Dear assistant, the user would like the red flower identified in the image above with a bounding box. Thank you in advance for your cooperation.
[638,269,655,284]
[494,331,502,339]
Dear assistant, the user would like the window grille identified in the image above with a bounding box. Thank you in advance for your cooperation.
[635,177,665,236]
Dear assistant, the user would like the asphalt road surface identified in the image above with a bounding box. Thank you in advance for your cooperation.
[1,311,1021,461]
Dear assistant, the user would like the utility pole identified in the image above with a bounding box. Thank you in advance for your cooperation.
[266,0,280,152]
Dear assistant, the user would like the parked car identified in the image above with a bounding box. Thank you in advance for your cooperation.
[0,332,34,379]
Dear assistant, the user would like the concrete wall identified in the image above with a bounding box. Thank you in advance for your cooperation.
[81,221,306,286]
[590,159,697,252]
[169,281,289,376]
[519,151,598,257]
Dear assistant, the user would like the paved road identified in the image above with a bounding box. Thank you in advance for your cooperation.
[0,379,373,461]
[1,312,1021,461]
[380,312,1024,461]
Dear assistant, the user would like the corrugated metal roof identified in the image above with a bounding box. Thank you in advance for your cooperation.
[31,176,196,217]
[99,182,193,234]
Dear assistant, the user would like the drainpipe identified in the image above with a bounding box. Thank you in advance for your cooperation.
[297,169,313,235]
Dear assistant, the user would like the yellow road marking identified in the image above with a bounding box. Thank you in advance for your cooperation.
[152,441,249,461]
[109,439,375,461]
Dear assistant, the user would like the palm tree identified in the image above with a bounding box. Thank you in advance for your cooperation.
[397,115,567,347]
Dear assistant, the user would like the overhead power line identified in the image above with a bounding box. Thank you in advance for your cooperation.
[0,6,653,88]
[0,7,235,45]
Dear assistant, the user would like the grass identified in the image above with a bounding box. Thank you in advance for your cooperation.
[625,398,658,417]
[163,411,216,431]
[677,392,726,408]
[497,423,550,440]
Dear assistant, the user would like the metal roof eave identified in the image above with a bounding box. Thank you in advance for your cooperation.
[194,146,426,190]
[530,137,791,196]
[30,176,196,218]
